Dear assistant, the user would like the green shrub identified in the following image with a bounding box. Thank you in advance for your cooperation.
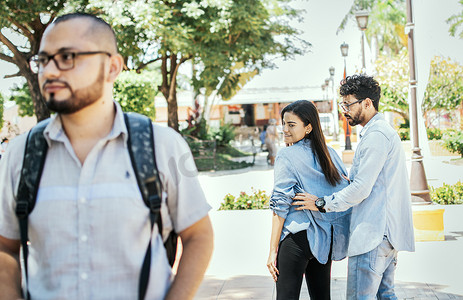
[430,181,463,205]
[211,122,236,147]
[441,130,463,157]
[219,188,269,210]
[9,84,34,117]
[181,117,211,141]
[426,128,444,140]
[398,128,410,141]
[114,70,158,119]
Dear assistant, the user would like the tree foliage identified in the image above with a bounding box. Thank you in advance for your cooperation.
[9,83,35,117]
[374,48,409,124]
[94,0,308,131]
[337,0,406,56]
[113,70,159,120]
[423,56,463,113]
[2,0,307,131]
[375,50,463,125]
[448,0,463,39]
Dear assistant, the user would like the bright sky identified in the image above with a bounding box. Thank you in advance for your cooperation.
[1,0,462,97]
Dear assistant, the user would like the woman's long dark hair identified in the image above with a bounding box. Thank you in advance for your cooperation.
[281,100,341,186]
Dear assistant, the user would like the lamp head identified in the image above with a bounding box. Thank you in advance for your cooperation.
[355,10,369,31]
[340,42,349,57]
[329,66,335,77]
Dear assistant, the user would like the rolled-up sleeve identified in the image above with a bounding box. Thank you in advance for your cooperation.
[325,131,389,212]
[270,154,297,219]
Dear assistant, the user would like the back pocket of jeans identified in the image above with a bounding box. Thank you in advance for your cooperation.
[369,237,394,274]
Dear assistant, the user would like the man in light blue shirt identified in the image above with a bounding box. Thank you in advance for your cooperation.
[294,74,415,299]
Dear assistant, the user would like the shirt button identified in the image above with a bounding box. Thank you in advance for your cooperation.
[80,235,88,242]
[80,197,86,204]
[81,273,88,280]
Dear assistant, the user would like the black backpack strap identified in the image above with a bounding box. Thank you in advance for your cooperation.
[123,113,164,300]
[15,119,50,300]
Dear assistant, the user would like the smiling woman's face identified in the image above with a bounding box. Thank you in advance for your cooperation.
[282,111,312,144]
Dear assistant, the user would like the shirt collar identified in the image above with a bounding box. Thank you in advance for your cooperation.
[43,101,128,144]
[359,112,384,138]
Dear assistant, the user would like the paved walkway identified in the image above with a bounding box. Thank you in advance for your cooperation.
[194,144,463,299]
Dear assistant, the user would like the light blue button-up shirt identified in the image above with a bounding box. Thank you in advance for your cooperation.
[324,113,415,257]
[270,139,351,264]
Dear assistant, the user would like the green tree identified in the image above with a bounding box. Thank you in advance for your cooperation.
[448,0,463,39]
[423,56,463,113]
[374,48,409,124]
[2,0,307,132]
[95,0,308,131]
[0,0,88,122]
[375,52,463,125]
[113,70,159,119]
[338,0,407,56]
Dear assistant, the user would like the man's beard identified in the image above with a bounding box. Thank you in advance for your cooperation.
[345,109,362,126]
[45,63,105,114]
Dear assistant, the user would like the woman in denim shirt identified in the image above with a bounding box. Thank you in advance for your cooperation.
[267,100,351,300]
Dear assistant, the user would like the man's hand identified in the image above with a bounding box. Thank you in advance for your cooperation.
[292,193,318,211]
[165,215,213,300]
[0,235,22,300]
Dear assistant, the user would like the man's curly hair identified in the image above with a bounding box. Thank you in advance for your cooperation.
[339,74,381,111]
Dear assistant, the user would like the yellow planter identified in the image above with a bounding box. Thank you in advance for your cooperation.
[412,205,445,241]
[342,150,355,164]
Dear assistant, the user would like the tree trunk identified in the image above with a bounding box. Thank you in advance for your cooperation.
[24,71,50,122]
[15,52,50,122]
[167,91,179,131]
[159,53,181,132]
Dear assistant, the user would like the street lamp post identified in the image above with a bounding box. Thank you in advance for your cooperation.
[321,84,327,100]
[355,10,369,72]
[340,42,352,151]
[405,0,431,203]
[328,66,338,141]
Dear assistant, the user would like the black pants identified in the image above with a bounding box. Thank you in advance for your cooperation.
[276,230,332,300]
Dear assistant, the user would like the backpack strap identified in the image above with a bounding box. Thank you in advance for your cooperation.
[123,113,165,300]
[16,119,50,300]
[15,114,173,300]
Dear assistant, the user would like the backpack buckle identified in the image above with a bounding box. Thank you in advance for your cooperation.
[147,195,161,213]
[16,201,29,219]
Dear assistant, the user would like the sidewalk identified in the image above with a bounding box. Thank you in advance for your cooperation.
[195,147,463,299]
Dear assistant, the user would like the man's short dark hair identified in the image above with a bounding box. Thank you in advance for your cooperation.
[53,12,118,52]
[340,74,381,111]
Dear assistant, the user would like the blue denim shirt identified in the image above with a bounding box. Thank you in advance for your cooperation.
[324,113,415,257]
[270,139,351,263]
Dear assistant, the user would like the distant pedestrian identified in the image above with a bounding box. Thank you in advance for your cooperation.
[267,100,351,300]
[294,74,415,299]
[265,119,278,165]
[260,125,267,151]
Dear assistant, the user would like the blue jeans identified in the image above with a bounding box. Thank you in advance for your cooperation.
[347,236,398,300]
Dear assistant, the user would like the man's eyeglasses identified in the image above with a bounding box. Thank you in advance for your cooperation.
[339,98,365,112]
[29,51,112,74]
